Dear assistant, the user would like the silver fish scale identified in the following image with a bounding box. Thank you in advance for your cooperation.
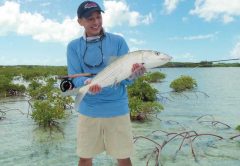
[90,52,140,87]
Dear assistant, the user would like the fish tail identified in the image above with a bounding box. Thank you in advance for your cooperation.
[74,85,89,110]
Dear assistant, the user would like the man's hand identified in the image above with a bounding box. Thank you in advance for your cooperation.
[129,63,146,80]
[84,78,102,94]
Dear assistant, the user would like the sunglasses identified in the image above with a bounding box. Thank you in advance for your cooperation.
[83,37,104,68]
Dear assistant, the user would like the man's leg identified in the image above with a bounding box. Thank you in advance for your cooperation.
[117,158,132,166]
[104,114,134,164]
[77,115,104,165]
[78,158,92,166]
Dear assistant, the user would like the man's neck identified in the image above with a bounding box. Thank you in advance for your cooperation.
[83,29,105,41]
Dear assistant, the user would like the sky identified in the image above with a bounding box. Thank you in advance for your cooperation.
[0,0,240,66]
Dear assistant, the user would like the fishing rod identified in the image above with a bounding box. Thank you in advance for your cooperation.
[192,58,240,69]
[58,58,239,92]
[198,58,240,64]
[178,57,240,74]
[208,58,240,63]
[57,73,96,92]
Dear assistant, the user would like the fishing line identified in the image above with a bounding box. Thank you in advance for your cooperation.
[174,58,240,75]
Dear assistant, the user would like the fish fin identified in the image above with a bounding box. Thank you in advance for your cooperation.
[114,78,120,87]
[74,85,89,110]
[61,88,80,97]
[114,82,120,89]
[110,78,119,88]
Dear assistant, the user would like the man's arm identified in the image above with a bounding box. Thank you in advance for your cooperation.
[67,42,89,88]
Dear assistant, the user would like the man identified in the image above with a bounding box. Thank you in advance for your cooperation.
[67,1,145,166]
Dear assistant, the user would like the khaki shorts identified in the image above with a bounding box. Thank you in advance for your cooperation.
[76,114,134,159]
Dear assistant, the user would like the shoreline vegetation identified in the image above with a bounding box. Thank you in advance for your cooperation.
[0,65,197,123]
[1,65,169,124]
[0,64,237,127]
[1,61,240,68]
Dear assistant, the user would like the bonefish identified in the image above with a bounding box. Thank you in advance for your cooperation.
[63,50,172,106]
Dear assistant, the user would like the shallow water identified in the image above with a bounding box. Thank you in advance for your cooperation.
[0,68,240,166]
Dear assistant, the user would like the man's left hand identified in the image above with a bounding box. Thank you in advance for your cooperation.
[129,63,146,80]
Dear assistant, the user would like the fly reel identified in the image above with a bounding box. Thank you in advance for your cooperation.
[60,79,74,92]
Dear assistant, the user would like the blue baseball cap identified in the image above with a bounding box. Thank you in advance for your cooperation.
[77,1,104,18]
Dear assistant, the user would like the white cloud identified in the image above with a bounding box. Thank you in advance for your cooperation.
[223,14,234,23]
[231,42,240,58]
[129,38,145,45]
[190,0,240,23]
[102,0,153,28]
[141,13,153,25]
[113,32,124,37]
[163,0,181,14]
[169,32,218,41]
[0,1,82,43]
[0,1,153,43]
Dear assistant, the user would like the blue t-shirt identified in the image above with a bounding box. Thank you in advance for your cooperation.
[67,32,132,117]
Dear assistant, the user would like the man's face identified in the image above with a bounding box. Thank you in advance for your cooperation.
[78,11,103,37]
